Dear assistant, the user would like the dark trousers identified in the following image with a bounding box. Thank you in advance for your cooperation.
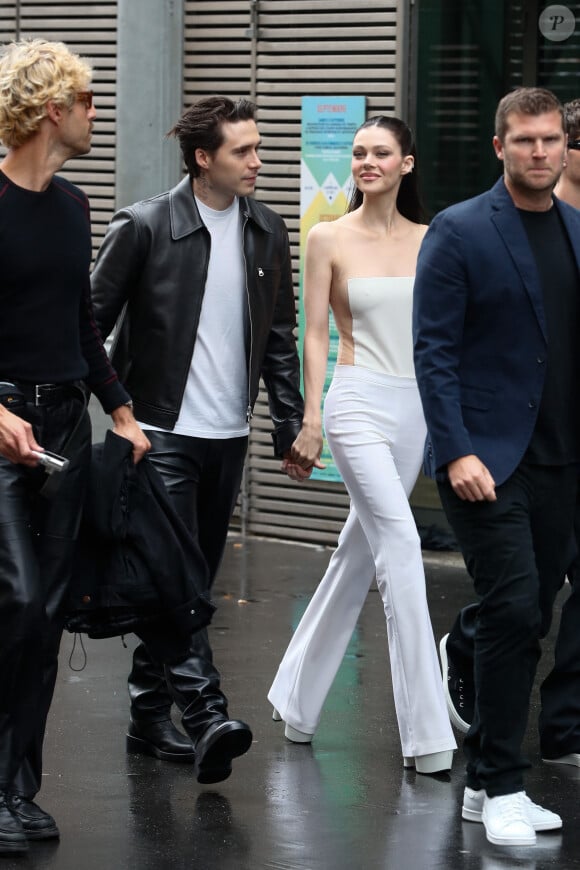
[448,473,580,762]
[129,431,248,739]
[439,461,577,796]
[0,395,91,799]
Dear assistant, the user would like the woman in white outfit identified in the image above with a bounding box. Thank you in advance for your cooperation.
[268,116,456,774]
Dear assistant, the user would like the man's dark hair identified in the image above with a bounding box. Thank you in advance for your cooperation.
[168,96,257,178]
[495,87,564,141]
[563,98,580,140]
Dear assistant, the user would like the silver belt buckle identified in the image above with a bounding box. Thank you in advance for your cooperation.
[35,383,54,406]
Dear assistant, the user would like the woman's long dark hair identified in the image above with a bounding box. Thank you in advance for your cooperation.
[347,116,426,223]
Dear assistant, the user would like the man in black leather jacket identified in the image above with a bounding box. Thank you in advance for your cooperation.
[91,96,308,784]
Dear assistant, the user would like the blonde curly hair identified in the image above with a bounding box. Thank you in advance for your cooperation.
[0,39,92,148]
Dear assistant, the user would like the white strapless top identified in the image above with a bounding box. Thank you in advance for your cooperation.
[347,276,415,378]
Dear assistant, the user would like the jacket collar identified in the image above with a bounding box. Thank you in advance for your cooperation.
[489,172,568,217]
[169,175,273,239]
[489,175,580,342]
[490,176,546,338]
[489,174,513,212]
[240,196,273,233]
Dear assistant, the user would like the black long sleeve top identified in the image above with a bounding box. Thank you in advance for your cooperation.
[0,170,128,412]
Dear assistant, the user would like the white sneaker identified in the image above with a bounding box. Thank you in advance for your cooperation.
[463,787,562,831]
[481,792,537,846]
[542,752,580,768]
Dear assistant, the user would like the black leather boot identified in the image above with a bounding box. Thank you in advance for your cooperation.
[163,629,230,736]
[126,719,196,763]
[128,642,174,722]
[0,793,28,854]
[161,636,253,783]
[7,795,59,840]
[193,719,253,785]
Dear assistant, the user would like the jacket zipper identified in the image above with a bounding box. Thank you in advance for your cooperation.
[242,210,253,423]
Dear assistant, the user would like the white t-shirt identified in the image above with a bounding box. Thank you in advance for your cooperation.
[142,196,250,438]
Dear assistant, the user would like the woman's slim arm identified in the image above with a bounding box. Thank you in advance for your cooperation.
[291,223,333,467]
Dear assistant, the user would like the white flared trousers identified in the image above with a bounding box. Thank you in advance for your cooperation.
[268,366,456,757]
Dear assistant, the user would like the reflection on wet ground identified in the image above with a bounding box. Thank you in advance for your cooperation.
[7,539,579,870]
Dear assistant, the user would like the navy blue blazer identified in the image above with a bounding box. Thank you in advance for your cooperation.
[413,177,580,486]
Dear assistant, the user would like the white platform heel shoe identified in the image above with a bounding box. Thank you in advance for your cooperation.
[271,708,313,743]
[403,750,454,774]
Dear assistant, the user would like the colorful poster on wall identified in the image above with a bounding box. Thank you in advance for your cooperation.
[299,95,366,481]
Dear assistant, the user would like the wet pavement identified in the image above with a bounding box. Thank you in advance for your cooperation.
[5,538,580,870]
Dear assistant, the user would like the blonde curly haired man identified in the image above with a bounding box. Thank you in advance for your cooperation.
[0,39,148,855]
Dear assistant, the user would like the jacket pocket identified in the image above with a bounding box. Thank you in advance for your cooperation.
[460,384,493,410]
[256,266,281,287]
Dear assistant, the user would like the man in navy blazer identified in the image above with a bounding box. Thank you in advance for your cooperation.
[414,88,580,847]
[429,96,580,777]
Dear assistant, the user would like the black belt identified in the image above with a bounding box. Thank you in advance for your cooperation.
[0,381,79,407]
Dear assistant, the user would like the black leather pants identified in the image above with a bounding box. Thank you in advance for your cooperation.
[129,431,248,740]
[0,394,91,798]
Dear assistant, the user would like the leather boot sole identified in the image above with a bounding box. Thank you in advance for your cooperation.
[23,824,60,841]
[195,722,253,784]
[0,833,29,854]
[126,732,196,763]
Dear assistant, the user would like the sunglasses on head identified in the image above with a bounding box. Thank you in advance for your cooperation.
[75,90,94,110]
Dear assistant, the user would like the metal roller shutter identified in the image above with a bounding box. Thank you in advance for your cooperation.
[0,1,118,255]
[184,0,402,545]
[0,3,17,41]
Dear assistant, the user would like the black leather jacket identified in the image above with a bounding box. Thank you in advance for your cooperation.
[91,176,303,456]
[67,431,216,663]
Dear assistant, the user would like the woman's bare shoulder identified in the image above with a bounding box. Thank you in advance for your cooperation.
[311,214,359,250]
[309,216,346,239]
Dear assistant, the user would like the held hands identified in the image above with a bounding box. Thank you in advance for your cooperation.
[281,422,326,482]
[110,405,151,463]
[447,454,496,502]
[281,455,317,481]
[0,404,43,465]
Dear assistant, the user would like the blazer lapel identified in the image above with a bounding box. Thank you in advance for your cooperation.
[489,178,547,342]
